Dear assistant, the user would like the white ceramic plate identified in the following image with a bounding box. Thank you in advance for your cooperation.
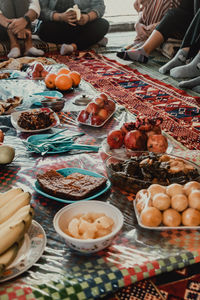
[101,135,173,160]
[11,107,60,133]
[133,201,200,231]
[0,220,46,282]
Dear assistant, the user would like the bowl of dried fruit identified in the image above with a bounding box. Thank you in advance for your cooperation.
[53,200,124,254]
[105,151,200,194]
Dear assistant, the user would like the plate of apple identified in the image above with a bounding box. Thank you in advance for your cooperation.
[102,115,173,159]
[77,93,116,127]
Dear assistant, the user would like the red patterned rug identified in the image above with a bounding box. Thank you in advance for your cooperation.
[48,51,200,150]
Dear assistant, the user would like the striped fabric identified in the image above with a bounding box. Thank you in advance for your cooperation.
[141,0,181,26]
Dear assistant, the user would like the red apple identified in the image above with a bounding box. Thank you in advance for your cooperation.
[78,110,89,123]
[106,99,116,112]
[107,130,124,149]
[99,93,108,101]
[91,114,102,126]
[147,134,168,153]
[98,108,109,120]
[86,102,99,114]
[95,97,105,108]
[124,130,147,150]
[0,129,4,143]
[33,62,44,72]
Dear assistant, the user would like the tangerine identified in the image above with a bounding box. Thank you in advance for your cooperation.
[55,74,73,91]
[57,67,70,76]
[69,71,81,87]
[44,73,57,89]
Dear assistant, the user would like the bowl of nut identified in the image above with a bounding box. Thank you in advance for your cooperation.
[53,200,124,254]
[105,152,200,194]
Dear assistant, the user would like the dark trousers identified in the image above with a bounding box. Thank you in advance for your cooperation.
[38,18,109,50]
[181,8,200,59]
[156,0,194,41]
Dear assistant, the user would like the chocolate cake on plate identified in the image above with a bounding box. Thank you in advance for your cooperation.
[37,169,107,200]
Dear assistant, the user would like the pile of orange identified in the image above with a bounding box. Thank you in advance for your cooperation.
[44,67,81,91]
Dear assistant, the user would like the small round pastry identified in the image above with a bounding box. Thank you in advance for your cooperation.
[182,208,200,226]
[166,183,184,197]
[152,193,171,211]
[135,189,150,214]
[183,181,200,196]
[135,189,149,202]
[188,190,200,210]
[163,209,181,227]
[148,184,166,199]
[171,194,188,212]
[140,207,162,227]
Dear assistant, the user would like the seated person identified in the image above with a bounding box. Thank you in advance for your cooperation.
[37,0,109,55]
[159,8,200,92]
[131,0,181,48]
[117,0,196,63]
[0,0,44,58]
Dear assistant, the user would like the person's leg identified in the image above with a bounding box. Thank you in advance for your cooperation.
[7,30,21,58]
[170,51,200,78]
[179,76,200,88]
[24,29,44,56]
[117,29,163,62]
[117,6,193,63]
[159,48,189,74]
[71,18,109,50]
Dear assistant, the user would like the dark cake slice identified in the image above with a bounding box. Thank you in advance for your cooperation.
[37,169,107,200]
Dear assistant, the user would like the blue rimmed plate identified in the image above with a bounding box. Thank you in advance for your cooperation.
[34,168,111,203]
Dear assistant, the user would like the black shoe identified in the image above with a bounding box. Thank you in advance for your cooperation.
[116,51,131,61]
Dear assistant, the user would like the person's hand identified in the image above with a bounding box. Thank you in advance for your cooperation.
[59,10,77,26]
[16,28,31,40]
[9,17,27,34]
[76,14,88,26]
[133,0,143,12]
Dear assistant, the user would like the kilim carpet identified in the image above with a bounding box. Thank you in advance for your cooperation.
[48,51,200,150]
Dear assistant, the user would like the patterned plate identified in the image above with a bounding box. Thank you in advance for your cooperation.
[11,107,60,133]
[0,220,46,283]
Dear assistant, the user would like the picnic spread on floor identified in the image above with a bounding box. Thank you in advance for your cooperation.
[0,51,200,300]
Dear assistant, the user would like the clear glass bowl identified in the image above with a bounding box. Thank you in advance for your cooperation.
[105,152,200,194]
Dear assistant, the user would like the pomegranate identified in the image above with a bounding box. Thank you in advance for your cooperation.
[147,134,168,153]
[124,130,147,150]
[107,130,124,149]
[146,125,162,137]
[120,122,136,135]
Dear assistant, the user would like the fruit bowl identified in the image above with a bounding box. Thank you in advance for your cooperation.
[105,152,200,194]
[53,200,124,254]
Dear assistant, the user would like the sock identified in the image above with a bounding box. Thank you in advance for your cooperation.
[170,52,200,78]
[179,76,200,88]
[159,49,188,74]
[24,47,44,56]
[117,47,148,63]
[60,44,74,55]
[7,47,21,58]
[192,85,200,93]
